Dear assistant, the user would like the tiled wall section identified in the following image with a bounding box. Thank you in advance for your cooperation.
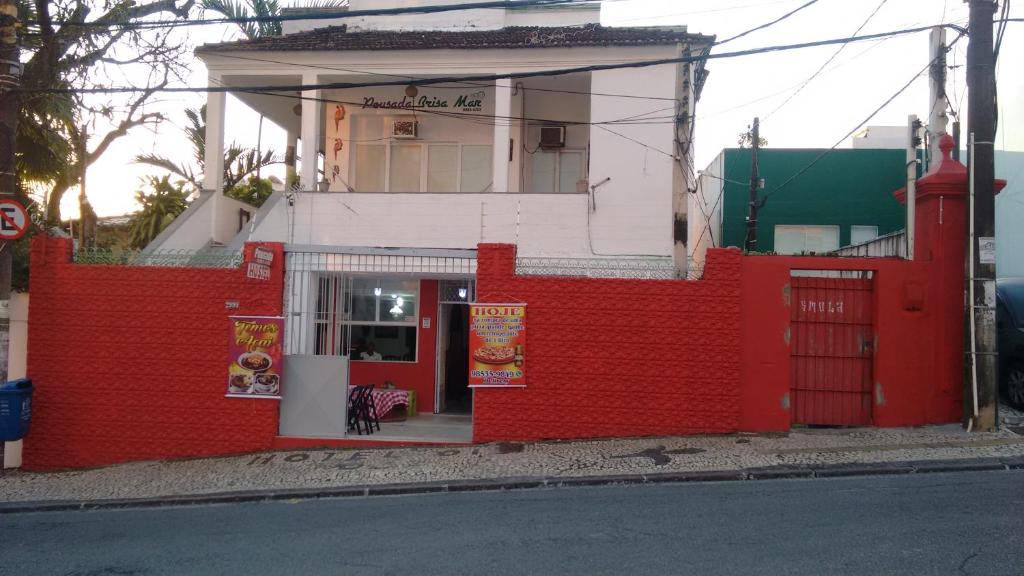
[24,237,284,470]
[472,244,743,442]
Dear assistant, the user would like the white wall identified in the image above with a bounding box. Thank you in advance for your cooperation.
[250,192,594,257]
[995,150,1024,278]
[586,63,678,256]
[689,151,725,268]
[154,193,255,251]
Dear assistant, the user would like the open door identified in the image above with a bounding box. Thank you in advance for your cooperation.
[443,304,471,413]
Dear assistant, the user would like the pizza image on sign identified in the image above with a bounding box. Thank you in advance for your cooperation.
[468,304,526,388]
[473,346,515,365]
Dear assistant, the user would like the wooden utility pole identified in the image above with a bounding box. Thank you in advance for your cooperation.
[0,0,20,383]
[965,0,998,431]
[745,117,760,252]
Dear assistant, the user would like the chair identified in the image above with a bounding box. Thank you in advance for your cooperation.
[347,385,368,434]
[361,384,381,433]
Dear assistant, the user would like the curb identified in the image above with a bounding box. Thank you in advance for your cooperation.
[2,456,1022,515]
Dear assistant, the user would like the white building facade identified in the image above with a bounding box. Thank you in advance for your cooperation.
[156,0,713,437]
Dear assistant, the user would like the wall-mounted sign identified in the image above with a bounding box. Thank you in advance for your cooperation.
[227,316,284,399]
[246,245,275,281]
[360,90,487,113]
[468,303,526,388]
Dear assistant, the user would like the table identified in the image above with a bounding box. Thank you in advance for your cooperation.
[349,385,409,420]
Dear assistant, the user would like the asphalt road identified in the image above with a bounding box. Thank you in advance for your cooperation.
[2,470,1023,576]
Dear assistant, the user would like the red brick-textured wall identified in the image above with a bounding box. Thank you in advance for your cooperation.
[472,245,743,442]
[24,237,284,470]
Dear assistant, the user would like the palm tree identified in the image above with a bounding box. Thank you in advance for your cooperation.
[201,0,349,39]
[128,176,191,249]
[134,105,279,203]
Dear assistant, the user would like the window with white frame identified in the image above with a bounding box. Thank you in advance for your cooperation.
[529,149,586,193]
[351,117,493,192]
[850,225,879,245]
[773,225,840,255]
[313,275,419,362]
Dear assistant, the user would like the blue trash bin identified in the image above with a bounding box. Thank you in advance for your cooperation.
[0,378,33,441]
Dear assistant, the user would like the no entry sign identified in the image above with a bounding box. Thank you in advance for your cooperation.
[0,199,28,240]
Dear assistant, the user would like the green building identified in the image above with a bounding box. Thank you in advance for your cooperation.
[690,148,908,263]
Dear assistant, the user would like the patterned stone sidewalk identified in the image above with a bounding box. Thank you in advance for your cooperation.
[2,422,1024,508]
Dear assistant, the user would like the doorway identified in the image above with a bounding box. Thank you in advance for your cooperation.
[438,303,471,413]
[789,273,875,426]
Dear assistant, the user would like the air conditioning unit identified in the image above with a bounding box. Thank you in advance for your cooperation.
[539,125,566,149]
[391,117,418,139]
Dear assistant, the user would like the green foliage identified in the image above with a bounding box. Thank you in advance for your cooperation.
[227,176,274,208]
[134,105,280,200]
[128,176,191,249]
[201,0,348,39]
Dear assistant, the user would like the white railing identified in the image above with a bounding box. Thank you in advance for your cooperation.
[833,230,907,258]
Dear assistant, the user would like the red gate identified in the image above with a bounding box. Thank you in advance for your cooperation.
[790,276,874,426]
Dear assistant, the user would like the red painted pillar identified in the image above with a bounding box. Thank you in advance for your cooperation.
[895,135,1005,422]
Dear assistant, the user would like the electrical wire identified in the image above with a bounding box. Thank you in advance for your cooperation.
[716,0,819,45]
[757,30,966,206]
[203,52,681,102]
[14,23,972,96]
[763,0,890,121]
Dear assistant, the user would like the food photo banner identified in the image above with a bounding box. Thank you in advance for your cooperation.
[227,316,284,399]
[468,304,526,388]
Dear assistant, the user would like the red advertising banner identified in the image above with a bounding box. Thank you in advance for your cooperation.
[468,304,526,388]
[227,316,284,399]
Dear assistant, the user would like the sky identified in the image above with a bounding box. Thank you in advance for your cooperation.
[63,0,1023,219]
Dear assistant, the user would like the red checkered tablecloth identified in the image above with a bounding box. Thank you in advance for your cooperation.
[349,386,409,419]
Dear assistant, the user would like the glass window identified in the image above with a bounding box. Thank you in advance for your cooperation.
[427,144,459,192]
[461,145,493,193]
[774,225,840,255]
[389,144,422,192]
[315,275,420,362]
[354,144,385,192]
[850,225,879,245]
[559,151,584,194]
[531,151,557,193]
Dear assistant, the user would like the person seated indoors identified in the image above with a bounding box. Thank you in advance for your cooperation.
[360,341,383,361]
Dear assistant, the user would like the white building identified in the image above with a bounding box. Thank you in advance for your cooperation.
[153,0,713,437]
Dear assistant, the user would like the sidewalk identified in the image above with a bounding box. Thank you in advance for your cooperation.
[3,417,1024,513]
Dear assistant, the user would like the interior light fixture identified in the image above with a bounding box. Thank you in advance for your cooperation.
[373,287,382,296]
[458,288,468,299]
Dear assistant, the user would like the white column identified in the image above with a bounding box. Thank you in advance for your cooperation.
[492,78,512,193]
[300,73,322,191]
[204,76,226,242]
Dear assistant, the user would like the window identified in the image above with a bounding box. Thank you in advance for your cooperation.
[313,276,419,362]
[530,149,585,193]
[774,225,840,255]
[427,144,459,192]
[348,121,492,193]
[850,225,879,245]
[461,145,493,192]
[355,144,385,191]
[389,144,422,193]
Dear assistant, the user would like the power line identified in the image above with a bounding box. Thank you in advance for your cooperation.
[15,23,971,96]
[205,52,679,102]
[763,0,890,121]
[22,0,597,30]
[758,30,966,205]
[716,0,819,45]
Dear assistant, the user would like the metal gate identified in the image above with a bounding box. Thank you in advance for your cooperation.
[790,275,874,426]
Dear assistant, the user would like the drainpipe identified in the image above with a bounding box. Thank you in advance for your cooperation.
[906,115,921,260]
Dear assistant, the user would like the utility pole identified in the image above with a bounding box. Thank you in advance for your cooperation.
[906,115,921,260]
[745,117,760,252]
[0,0,20,384]
[927,26,950,171]
[965,0,998,431]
